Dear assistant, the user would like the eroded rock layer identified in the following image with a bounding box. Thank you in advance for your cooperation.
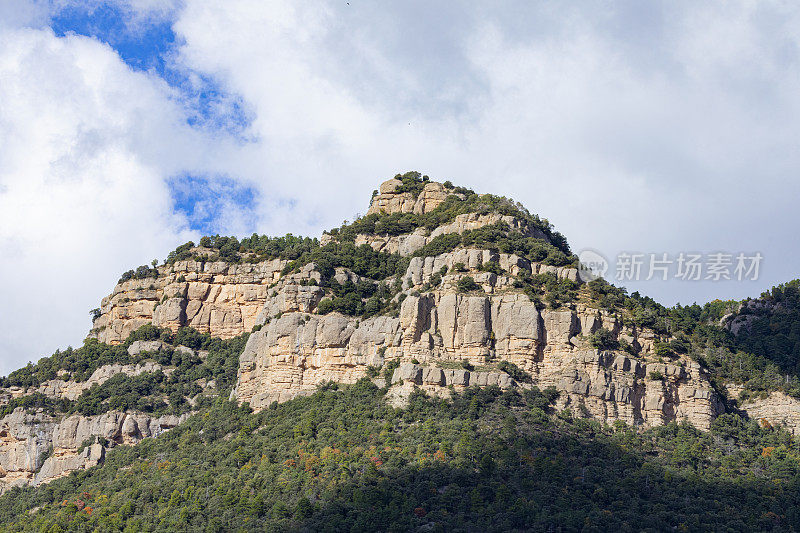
[0,408,186,492]
[232,286,723,430]
[89,177,728,433]
[90,259,287,344]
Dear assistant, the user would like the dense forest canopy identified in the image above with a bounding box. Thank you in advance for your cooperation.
[2,381,800,531]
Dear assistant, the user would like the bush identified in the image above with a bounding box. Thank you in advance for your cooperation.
[457,276,480,293]
[414,233,462,257]
[654,342,674,358]
[478,261,504,275]
[118,264,159,284]
[392,171,428,198]
[383,359,400,384]
[589,328,620,351]
[497,361,532,383]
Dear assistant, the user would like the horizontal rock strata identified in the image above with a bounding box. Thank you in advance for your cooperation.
[0,409,186,492]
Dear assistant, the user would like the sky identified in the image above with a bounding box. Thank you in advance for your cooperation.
[1,0,799,374]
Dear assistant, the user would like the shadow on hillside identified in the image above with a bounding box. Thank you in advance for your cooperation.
[294,429,795,533]
[1,385,797,533]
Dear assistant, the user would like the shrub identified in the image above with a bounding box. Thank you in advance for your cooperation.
[497,361,532,383]
[654,342,674,358]
[669,337,690,354]
[457,276,480,293]
[589,328,620,351]
[478,261,503,275]
[619,338,637,355]
[383,359,400,384]
[118,264,159,284]
[392,171,428,198]
[413,233,461,257]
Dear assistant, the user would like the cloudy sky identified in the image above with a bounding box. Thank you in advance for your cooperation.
[1,0,799,374]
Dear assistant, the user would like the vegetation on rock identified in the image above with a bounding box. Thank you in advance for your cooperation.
[413,222,575,267]
[1,326,248,417]
[2,382,800,531]
[11,175,800,530]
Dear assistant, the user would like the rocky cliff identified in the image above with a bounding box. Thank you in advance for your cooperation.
[0,408,185,491]
[229,177,724,430]
[232,278,721,430]
[366,178,450,216]
[86,177,725,431]
[0,340,206,492]
[90,259,286,344]
[7,174,798,494]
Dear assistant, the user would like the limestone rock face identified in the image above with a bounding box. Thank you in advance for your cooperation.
[232,312,391,407]
[0,409,187,492]
[89,179,563,346]
[232,281,723,430]
[412,182,450,215]
[391,363,513,389]
[29,362,165,402]
[90,259,287,344]
[366,180,450,216]
[723,298,779,336]
[128,340,168,356]
[0,352,200,492]
[730,387,800,435]
[354,213,552,256]
[82,178,757,438]
[403,250,577,290]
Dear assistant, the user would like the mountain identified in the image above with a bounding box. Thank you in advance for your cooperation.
[2,172,800,530]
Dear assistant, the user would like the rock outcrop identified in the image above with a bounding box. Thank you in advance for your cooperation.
[349,212,551,256]
[0,408,186,492]
[90,259,287,344]
[232,283,723,430]
[726,384,800,435]
[88,179,559,347]
[83,177,725,431]
[6,362,165,403]
[225,178,725,429]
[0,348,207,492]
[366,179,450,216]
[78,176,800,444]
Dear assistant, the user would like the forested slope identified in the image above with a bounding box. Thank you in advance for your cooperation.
[1,381,799,532]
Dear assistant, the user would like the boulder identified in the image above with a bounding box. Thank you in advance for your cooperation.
[127,340,168,356]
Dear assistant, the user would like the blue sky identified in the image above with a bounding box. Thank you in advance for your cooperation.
[2,0,800,373]
[51,3,175,74]
[50,2,256,233]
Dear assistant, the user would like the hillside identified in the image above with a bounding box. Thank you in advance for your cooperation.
[2,172,800,530]
[3,383,800,531]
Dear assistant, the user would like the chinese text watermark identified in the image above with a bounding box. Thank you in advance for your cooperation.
[577,250,762,283]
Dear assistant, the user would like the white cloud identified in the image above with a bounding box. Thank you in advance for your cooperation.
[0,27,203,374]
[455,4,800,304]
[167,0,800,308]
[170,0,466,234]
[0,0,51,29]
